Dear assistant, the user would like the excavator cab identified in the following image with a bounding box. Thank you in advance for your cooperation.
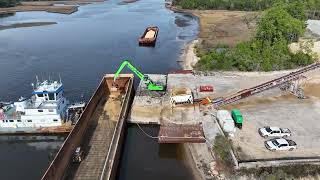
[143,75,152,84]
[143,75,164,91]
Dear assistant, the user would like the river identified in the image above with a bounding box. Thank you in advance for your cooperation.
[0,0,199,179]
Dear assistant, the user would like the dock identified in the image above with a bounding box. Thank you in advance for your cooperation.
[41,74,133,180]
[158,123,206,143]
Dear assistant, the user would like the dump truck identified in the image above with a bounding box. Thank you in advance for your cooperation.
[170,87,193,106]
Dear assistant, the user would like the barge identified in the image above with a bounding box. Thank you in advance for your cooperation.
[138,26,159,46]
[42,74,133,180]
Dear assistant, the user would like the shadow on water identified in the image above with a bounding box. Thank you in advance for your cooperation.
[117,124,196,180]
[175,16,191,27]
[0,135,64,179]
[0,13,15,18]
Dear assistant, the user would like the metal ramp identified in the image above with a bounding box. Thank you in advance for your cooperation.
[158,123,206,143]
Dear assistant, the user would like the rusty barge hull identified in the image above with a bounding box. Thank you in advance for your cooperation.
[41,74,133,180]
[0,125,73,135]
[158,123,206,143]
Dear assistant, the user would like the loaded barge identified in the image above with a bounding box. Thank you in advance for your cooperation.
[138,26,159,46]
[42,74,133,180]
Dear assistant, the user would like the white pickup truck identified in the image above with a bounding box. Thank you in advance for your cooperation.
[265,138,297,151]
[258,126,291,138]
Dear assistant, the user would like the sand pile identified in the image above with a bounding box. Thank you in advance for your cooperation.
[104,96,122,121]
[145,30,155,39]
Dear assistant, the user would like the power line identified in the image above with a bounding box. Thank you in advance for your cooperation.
[136,123,159,139]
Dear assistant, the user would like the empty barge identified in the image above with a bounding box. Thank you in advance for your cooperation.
[42,74,133,180]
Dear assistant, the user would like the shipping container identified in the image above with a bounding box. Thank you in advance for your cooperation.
[200,85,214,92]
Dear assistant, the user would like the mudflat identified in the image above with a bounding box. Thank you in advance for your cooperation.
[0,0,103,15]
[0,22,57,30]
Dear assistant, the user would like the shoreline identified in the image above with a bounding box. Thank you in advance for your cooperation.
[170,5,258,71]
[0,22,57,30]
[178,39,200,70]
[183,144,204,180]
[168,5,201,70]
[0,0,104,15]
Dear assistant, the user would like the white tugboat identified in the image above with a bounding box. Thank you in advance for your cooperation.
[0,79,85,134]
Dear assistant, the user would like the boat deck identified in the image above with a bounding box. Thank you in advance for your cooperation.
[73,94,122,180]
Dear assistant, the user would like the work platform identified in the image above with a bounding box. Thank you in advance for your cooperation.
[158,123,206,143]
[129,74,167,125]
[42,74,133,180]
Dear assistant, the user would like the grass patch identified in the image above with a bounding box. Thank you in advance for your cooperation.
[195,2,317,72]
[212,134,234,172]
[238,164,320,179]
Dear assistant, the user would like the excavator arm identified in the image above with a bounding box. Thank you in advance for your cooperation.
[113,60,165,91]
[114,60,144,81]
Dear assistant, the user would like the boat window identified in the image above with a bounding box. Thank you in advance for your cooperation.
[9,120,14,122]
[53,119,58,122]
[49,109,54,112]
[17,120,21,122]
[37,94,44,97]
[5,120,8,122]
[38,110,43,112]
[27,120,32,122]
[48,93,55,100]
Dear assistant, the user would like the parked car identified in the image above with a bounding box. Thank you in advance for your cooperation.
[259,126,291,138]
[265,138,297,151]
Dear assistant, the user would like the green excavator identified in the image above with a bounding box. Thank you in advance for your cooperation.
[113,60,165,91]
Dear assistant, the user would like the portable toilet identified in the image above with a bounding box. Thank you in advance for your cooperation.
[231,109,243,129]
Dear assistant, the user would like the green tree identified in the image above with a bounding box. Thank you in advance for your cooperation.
[196,2,315,72]
[256,4,306,44]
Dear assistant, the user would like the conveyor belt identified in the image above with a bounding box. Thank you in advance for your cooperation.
[207,62,320,107]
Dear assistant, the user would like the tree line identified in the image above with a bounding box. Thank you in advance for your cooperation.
[197,2,317,71]
[0,0,19,8]
[173,0,320,11]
